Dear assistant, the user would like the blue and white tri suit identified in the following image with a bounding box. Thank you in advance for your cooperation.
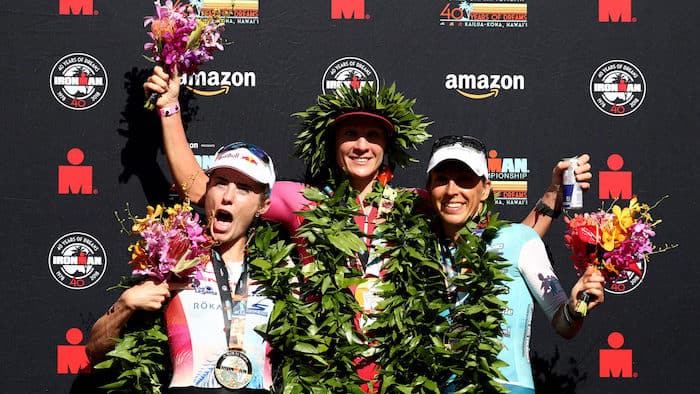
[443,224,567,393]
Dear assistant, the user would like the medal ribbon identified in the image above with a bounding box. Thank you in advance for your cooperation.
[212,249,248,351]
[356,184,396,273]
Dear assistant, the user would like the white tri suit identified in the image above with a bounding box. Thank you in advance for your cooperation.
[164,258,274,391]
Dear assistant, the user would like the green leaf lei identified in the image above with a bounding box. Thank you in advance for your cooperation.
[435,194,512,394]
[250,180,511,393]
[92,220,298,394]
[251,79,510,393]
[92,278,171,394]
[367,191,511,394]
[364,182,450,393]
[251,181,370,393]
[292,82,432,187]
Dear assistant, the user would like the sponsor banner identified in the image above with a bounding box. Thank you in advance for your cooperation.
[590,59,645,117]
[440,1,527,28]
[49,53,108,110]
[596,152,644,294]
[192,0,259,24]
[191,141,221,171]
[322,57,379,95]
[488,149,529,206]
[58,0,98,15]
[604,261,646,295]
[331,0,369,20]
[600,332,638,378]
[445,73,525,99]
[599,0,636,23]
[57,327,90,374]
[180,70,257,97]
[58,148,96,195]
[599,153,633,200]
[48,232,107,289]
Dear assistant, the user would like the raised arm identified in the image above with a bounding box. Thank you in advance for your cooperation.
[144,66,208,205]
[144,68,308,232]
[522,154,592,237]
[85,280,171,363]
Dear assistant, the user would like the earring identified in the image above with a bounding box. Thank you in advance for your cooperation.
[255,213,260,218]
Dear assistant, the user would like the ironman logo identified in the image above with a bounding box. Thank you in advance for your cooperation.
[590,60,645,117]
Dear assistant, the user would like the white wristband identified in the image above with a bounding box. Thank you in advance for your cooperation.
[158,103,180,117]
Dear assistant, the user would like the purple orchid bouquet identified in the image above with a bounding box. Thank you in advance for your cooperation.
[125,201,215,282]
[143,0,225,109]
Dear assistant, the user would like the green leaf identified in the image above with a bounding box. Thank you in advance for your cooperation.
[303,187,327,201]
[250,257,272,270]
[327,232,364,256]
[293,342,320,354]
[93,358,114,369]
[301,262,320,277]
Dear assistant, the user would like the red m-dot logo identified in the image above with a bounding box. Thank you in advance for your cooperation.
[599,0,636,22]
[331,0,367,20]
[600,332,637,378]
[58,148,95,195]
[59,0,97,15]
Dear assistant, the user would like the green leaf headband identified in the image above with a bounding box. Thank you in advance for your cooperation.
[293,82,432,185]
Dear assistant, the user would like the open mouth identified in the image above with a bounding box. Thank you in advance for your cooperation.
[215,210,233,223]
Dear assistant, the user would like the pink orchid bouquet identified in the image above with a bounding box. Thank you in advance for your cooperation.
[143,0,225,109]
[564,196,675,315]
[124,201,215,282]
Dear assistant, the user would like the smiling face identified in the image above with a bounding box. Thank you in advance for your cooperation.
[334,116,388,191]
[204,168,270,254]
[428,160,491,239]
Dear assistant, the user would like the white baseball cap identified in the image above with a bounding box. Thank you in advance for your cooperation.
[206,142,276,190]
[426,135,488,179]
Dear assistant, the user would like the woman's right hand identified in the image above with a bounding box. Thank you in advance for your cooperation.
[143,65,181,109]
[120,279,182,312]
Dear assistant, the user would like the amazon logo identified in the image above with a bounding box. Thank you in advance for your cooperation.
[181,70,257,97]
[445,73,524,100]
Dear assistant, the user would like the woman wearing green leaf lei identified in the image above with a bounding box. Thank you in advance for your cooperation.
[144,65,597,392]
[149,71,460,391]
[151,76,441,391]
[86,142,291,393]
[263,85,594,393]
[425,136,606,393]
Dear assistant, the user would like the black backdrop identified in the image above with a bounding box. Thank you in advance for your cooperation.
[2,1,698,392]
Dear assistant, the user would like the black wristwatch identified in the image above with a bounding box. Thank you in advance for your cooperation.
[535,198,561,219]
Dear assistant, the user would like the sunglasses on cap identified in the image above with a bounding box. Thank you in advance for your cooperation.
[215,142,271,164]
[430,135,486,155]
